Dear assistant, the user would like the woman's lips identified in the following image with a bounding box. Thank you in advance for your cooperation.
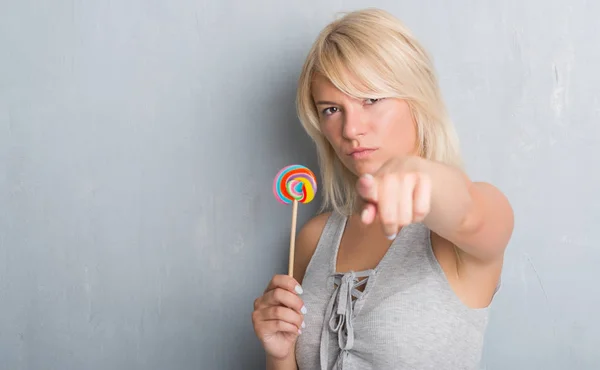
[348,148,377,160]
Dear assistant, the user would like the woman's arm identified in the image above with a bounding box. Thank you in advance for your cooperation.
[265,212,330,370]
[418,158,514,262]
[266,354,298,370]
[357,156,514,263]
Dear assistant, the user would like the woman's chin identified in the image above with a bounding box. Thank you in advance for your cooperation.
[348,163,382,178]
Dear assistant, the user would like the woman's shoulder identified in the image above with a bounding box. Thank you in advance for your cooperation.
[293,211,333,284]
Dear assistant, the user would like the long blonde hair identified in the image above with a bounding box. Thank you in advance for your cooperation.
[296,8,463,216]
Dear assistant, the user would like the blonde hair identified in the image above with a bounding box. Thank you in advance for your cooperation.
[296,8,463,216]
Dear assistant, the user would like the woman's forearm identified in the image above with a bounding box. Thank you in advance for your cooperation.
[420,158,513,260]
[266,353,297,370]
[420,158,474,237]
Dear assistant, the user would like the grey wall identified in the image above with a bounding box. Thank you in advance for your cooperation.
[1,1,598,369]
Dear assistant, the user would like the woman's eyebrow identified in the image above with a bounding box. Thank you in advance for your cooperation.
[315,100,338,105]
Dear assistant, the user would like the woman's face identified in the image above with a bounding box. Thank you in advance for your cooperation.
[311,73,418,177]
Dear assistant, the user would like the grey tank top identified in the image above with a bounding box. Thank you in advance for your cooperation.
[295,211,495,370]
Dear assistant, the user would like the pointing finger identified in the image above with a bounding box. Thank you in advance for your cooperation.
[356,174,378,203]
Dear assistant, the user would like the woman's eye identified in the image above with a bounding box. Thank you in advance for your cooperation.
[323,107,338,115]
[365,98,382,105]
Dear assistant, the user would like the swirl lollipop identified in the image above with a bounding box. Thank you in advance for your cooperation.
[273,164,318,276]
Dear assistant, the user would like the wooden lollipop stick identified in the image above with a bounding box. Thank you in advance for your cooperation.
[273,164,317,277]
[288,199,299,277]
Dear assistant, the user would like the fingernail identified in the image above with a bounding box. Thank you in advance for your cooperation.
[295,285,303,295]
[302,321,305,328]
[363,173,373,181]
[298,329,302,335]
[301,305,307,314]
[387,233,397,240]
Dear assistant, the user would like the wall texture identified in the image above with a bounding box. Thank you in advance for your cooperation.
[1,1,599,369]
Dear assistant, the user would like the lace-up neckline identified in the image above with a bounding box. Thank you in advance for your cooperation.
[318,215,402,369]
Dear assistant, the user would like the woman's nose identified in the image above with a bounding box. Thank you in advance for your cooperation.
[342,110,367,139]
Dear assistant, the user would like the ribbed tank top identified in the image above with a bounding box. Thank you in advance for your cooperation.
[295,211,494,370]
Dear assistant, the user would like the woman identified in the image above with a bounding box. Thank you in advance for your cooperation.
[252,8,513,370]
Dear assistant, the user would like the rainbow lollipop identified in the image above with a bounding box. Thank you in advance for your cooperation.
[273,164,318,276]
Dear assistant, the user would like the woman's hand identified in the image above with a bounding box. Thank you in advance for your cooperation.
[357,156,433,239]
[252,274,306,360]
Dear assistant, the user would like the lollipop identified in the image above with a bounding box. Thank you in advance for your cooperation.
[273,165,317,205]
[273,164,318,276]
